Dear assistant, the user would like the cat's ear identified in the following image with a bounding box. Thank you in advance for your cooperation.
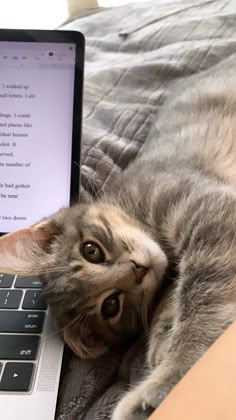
[0,221,60,276]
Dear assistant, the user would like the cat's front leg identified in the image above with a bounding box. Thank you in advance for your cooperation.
[112,218,236,418]
[111,365,180,420]
[112,305,234,420]
[112,298,176,420]
[111,385,154,420]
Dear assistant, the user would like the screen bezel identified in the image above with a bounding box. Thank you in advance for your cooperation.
[0,29,85,236]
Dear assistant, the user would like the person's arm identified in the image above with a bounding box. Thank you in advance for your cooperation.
[149,321,236,420]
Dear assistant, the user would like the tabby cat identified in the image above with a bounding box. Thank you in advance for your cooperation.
[1,56,236,419]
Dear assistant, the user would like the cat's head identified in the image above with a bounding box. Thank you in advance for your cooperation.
[0,203,167,358]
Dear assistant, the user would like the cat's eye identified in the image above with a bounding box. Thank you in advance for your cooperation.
[81,241,105,264]
[101,294,120,320]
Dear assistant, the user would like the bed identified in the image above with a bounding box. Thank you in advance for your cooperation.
[56,0,236,418]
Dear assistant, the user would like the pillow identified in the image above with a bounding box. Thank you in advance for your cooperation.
[67,0,99,18]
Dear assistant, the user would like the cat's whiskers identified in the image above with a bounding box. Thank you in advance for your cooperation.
[80,300,97,316]
[82,315,90,342]
[131,191,148,223]
[63,310,103,359]
[113,182,148,226]
[38,266,68,274]
[74,160,110,203]
[21,311,84,352]
[141,291,149,333]
[81,169,150,233]
[74,161,98,201]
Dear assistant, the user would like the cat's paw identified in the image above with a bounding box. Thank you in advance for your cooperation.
[111,388,156,420]
[111,379,171,420]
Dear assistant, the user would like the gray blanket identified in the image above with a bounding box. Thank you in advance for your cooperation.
[57,0,236,418]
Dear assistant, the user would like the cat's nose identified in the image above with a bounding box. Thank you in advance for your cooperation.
[131,261,149,284]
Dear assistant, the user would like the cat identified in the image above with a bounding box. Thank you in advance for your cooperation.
[1,55,236,419]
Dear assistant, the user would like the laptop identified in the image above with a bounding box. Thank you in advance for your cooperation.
[0,29,84,420]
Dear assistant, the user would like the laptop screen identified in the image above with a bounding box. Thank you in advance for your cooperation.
[0,40,81,233]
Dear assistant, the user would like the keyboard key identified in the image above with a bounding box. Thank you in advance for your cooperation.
[0,311,45,333]
[0,362,34,391]
[0,335,40,360]
[0,290,22,309]
[15,276,42,289]
[22,290,47,310]
[0,274,14,288]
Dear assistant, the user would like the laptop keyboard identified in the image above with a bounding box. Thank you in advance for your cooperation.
[0,273,47,393]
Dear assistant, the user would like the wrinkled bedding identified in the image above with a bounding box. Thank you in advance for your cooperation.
[57,0,236,418]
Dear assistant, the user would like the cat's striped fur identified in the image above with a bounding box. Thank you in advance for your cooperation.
[1,56,236,419]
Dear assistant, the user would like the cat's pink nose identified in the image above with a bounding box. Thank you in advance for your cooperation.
[131,261,149,284]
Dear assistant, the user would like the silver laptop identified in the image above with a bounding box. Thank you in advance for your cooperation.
[0,29,84,420]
